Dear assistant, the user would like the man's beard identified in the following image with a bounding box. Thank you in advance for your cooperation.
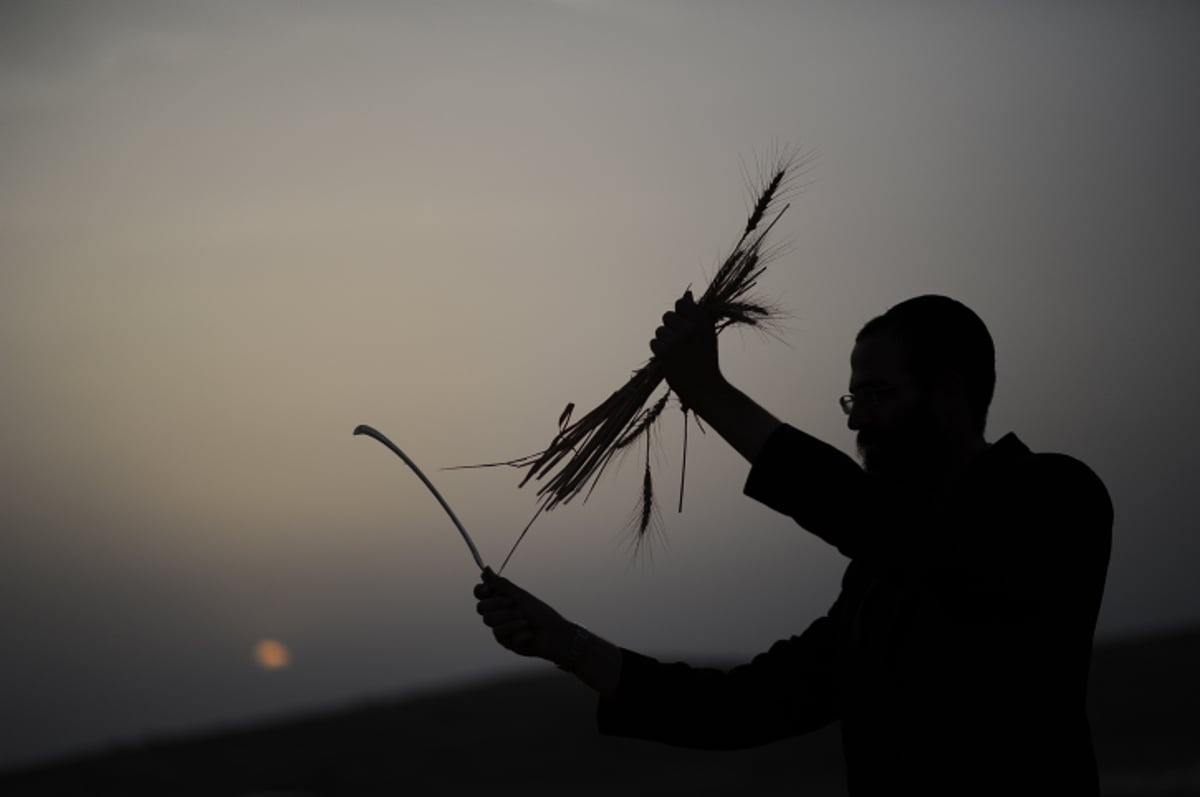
[857,402,951,483]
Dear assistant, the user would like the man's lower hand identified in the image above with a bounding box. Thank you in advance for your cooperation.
[474,568,574,665]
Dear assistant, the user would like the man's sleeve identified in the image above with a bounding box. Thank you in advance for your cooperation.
[596,611,840,750]
[743,423,878,558]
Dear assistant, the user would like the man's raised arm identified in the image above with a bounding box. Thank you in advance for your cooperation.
[653,291,875,557]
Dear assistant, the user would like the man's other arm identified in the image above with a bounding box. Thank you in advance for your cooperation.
[596,613,840,750]
[475,569,841,750]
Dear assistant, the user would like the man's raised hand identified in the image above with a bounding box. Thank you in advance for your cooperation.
[651,290,723,408]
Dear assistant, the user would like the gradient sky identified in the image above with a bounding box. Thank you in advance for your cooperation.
[2,0,1198,769]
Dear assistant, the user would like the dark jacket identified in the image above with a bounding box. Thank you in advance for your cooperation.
[597,424,1113,794]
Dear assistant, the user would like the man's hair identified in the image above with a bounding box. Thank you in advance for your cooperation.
[856,295,996,435]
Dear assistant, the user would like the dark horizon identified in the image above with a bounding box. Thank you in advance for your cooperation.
[5,625,1199,795]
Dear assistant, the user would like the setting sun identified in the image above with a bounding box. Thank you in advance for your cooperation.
[253,639,291,670]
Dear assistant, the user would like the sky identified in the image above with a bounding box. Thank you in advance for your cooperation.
[2,0,1199,769]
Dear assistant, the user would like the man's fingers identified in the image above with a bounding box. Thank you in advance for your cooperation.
[476,596,513,615]
[493,620,531,643]
[475,579,523,601]
[652,291,705,359]
[655,324,682,344]
[665,309,699,336]
[675,290,715,329]
[482,570,522,596]
[482,609,524,628]
[652,324,691,361]
[661,309,697,332]
[482,567,522,594]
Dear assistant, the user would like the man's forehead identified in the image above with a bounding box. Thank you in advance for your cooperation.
[850,336,911,387]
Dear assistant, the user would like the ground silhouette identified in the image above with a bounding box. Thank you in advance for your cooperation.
[2,627,1197,796]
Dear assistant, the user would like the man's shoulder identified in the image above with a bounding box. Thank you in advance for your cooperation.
[982,434,1114,534]
[1016,443,1114,532]
[993,434,1107,496]
[1027,448,1109,499]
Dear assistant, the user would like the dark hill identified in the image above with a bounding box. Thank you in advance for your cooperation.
[3,628,1198,796]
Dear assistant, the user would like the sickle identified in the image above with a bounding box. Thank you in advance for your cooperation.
[354,424,486,571]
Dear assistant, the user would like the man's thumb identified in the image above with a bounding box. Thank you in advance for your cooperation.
[482,568,515,594]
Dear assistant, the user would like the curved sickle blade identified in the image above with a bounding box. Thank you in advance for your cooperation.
[354,424,486,571]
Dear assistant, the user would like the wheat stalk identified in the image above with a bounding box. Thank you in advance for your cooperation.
[456,146,810,571]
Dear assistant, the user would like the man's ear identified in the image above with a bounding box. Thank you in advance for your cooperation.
[930,371,967,405]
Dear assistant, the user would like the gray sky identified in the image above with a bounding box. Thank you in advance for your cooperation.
[2,0,1198,769]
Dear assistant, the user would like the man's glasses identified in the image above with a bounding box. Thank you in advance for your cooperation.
[838,386,896,416]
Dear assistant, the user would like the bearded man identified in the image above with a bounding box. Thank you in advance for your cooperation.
[474,293,1112,794]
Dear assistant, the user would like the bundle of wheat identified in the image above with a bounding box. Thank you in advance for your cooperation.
[451,148,810,572]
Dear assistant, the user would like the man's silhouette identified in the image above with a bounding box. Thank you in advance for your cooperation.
[474,293,1113,794]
